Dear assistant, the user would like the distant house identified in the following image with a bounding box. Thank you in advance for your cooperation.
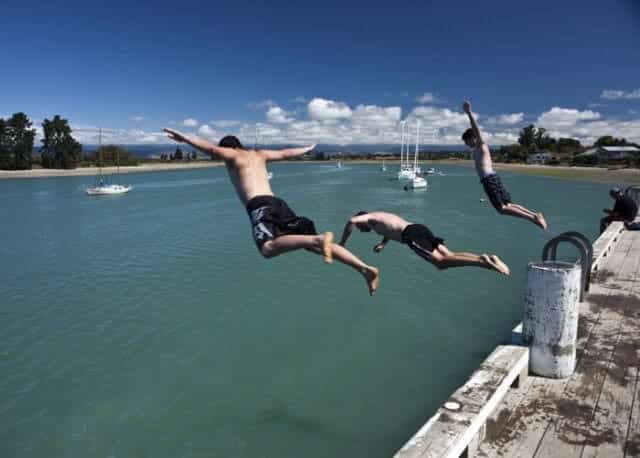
[597,146,640,161]
[527,150,552,164]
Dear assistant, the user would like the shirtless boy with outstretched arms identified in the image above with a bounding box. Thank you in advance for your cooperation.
[164,129,379,295]
[339,211,510,275]
[462,100,547,230]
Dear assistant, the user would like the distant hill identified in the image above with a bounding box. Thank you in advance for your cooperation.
[71,143,464,159]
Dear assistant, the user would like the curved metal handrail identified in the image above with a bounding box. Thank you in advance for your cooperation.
[542,232,593,301]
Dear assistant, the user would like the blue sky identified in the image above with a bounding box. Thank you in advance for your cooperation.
[1,0,639,145]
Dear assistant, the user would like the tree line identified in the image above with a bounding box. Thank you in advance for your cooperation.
[0,113,82,170]
[492,124,640,166]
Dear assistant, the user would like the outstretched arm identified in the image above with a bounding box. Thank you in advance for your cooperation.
[463,100,484,145]
[163,128,238,161]
[261,144,316,161]
[373,237,389,253]
[339,214,369,246]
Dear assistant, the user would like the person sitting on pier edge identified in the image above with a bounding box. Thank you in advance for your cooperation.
[163,129,379,296]
[339,211,510,275]
[462,100,548,230]
[601,187,638,233]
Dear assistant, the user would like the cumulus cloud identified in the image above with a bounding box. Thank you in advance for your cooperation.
[198,124,218,138]
[182,118,199,127]
[211,120,242,128]
[416,92,443,104]
[487,113,524,125]
[308,98,353,120]
[601,89,640,100]
[352,105,402,127]
[247,99,276,110]
[535,106,640,144]
[266,106,294,124]
[293,96,308,104]
[537,107,601,128]
[69,126,168,144]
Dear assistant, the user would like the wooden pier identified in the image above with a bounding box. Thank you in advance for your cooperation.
[395,222,640,457]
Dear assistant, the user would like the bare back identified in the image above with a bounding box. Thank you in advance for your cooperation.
[225,150,274,205]
[365,211,411,241]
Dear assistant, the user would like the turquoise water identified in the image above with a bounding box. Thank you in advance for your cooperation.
[0,164,613,457]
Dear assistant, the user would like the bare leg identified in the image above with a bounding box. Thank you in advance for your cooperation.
[431,246,510,275]
[263,234,379,295]
[501,203,547,230]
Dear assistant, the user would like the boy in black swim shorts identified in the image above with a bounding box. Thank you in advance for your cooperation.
[339,211,510,275]
[163,129,379,296]
[462,100,547,230]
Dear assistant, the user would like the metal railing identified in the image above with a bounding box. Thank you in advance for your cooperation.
[542,231,593,302]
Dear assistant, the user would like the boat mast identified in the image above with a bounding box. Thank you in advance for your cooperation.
[414,122,420,170]
[400,120,406,169]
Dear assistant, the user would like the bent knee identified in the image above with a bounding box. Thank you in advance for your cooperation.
[260,242,277,259]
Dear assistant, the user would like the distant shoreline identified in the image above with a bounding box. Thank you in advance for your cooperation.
[0,161,224,180]
[1,159,639,185]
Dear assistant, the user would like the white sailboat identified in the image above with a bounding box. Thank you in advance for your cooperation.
[409,123,427,189]
[381,159,387,172]
[86,129,132,196]
[397,121,415,181]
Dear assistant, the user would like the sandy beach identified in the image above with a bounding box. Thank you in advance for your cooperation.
[0,161,224,180]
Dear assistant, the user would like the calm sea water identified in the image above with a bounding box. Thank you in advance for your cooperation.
[0,163,614,457]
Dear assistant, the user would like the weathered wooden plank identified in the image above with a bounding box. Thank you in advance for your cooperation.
[533,233,640,457]
[477,232,636,458]
[625,367,640,457]
[394,346,528,458]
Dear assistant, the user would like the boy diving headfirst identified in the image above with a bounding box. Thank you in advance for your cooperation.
[339,211,510,275]
[462,100,548,230]
[163,129,379,295]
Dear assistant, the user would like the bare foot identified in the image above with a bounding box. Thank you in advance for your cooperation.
[363,266,379,296]
[535,213,548,230]
[323,232,333,263]
[482,254,511,276]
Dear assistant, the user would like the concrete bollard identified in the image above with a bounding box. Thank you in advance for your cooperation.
[523,261,581,378]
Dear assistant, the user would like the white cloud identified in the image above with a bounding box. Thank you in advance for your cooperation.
[211,120,242,128]
[198,124,217,138]
[247,99,276,110]
[293,96,308,104]
[537,107,601,128]
[182,118,199,127]
[352,105,402,127]
[308,98,353,120]
[487,113,525,125]
[266,106,294,124]
[534,106,640,144]
[601,89,640,100]
[416,92,443,104]
[130,115,144,122]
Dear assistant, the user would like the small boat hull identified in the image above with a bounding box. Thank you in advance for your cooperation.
[86,185,133,196]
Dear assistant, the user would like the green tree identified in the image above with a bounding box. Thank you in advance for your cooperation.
[91,145,138,166]
[40,115,82,169]
[8,113,36,170]
[174,146,184,160]
[518,125,537,148]
[0,118,8,169]
[594,135,629,147]
[534,127,555,150]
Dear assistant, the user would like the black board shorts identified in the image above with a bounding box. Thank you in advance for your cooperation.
[481,173,512,212]
[246,195,317,250]
[401,224,444,261]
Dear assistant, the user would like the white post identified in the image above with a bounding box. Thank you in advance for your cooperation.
[523,261,581,378]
